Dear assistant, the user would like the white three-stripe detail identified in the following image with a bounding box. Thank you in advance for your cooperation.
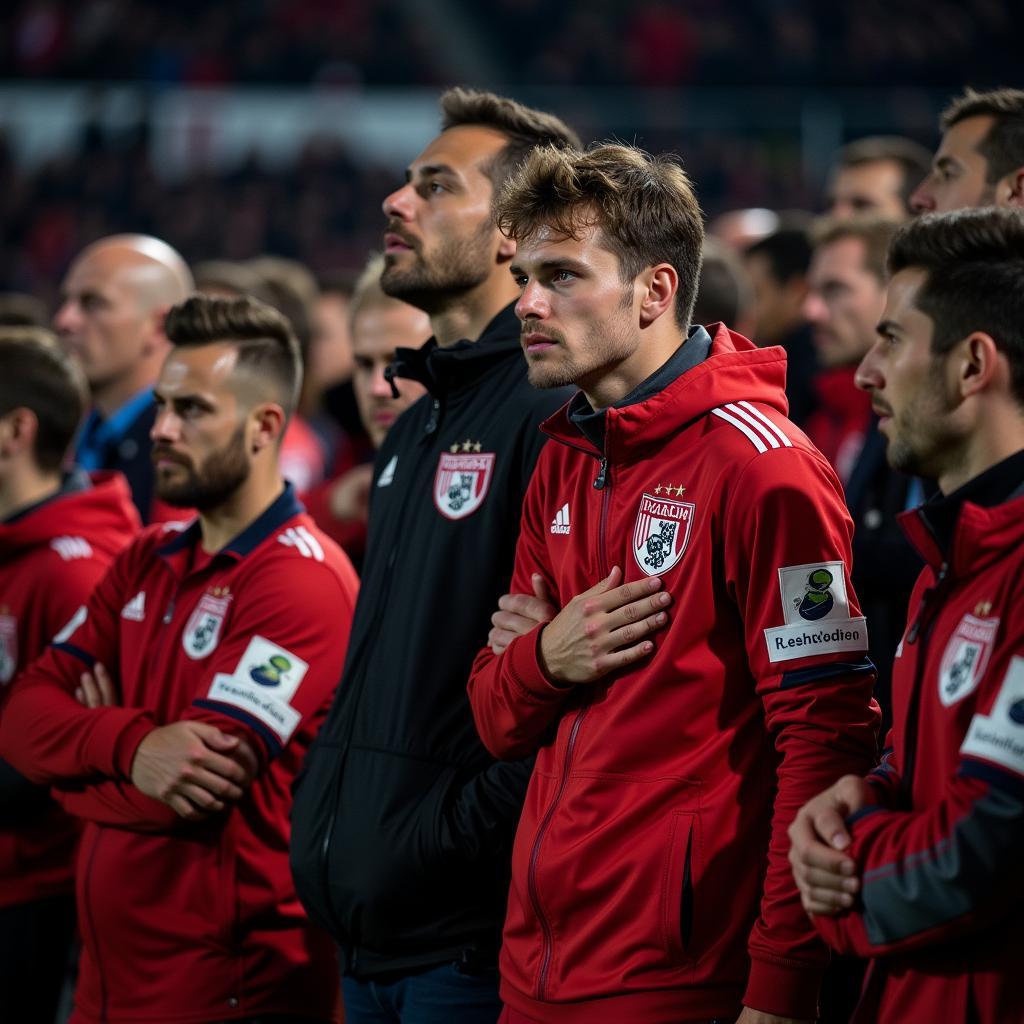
[712,406,768,452]
[712,402,792,454]
[735,400,792,447]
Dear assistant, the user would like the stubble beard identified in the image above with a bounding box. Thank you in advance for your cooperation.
[155,425,251,511]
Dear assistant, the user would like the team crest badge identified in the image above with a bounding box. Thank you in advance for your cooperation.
[632,492,694,576]
[434,451,495,520]
[182,588,232,660]
[0,613,17,685]
[938,613,999,707]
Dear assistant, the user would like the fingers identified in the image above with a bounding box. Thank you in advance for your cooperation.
[492,608,546,636]
[168,794,215,821]
[76,671,102,708]
[93,663,118,706]
[812,804,853,851]
[604,588,672,634]
[497,593,557,624]
[531,573,554,604]
[180,767,245,803]
[588,637,657,676]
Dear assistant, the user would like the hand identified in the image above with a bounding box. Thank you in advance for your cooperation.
[788,774,873,917]
[130,721,259,820]
[538,566,671,685]
[75,663,119,708]
[329,464,374,522]
[736,1009,813,1024]
[489,574,558,655]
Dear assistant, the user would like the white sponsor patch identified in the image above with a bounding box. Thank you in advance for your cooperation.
[764,560,867,663]
[182,591,232,659]
[205,635,307,744]
[433,452,495,520]
[0,614,17,685]
[53,605,87,644]
[938,614,999,707]
[960,656,1024,778]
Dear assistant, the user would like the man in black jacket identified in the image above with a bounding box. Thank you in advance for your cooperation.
[290,89,580,1024]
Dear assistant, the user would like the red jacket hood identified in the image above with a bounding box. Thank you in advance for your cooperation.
[0,471,140,561]
[542,324,790,457]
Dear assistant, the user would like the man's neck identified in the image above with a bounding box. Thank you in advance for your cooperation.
[939,426,1024,495]
[0,467,62,521]
[430,277,519,348]
[580,326,689,411]
[93,373,154,419]
[197,467,286,554]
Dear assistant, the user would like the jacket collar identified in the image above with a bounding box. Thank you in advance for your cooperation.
[899,448,1024,574]
[157,483,303,571]
[386,304,522,397]
[542,323,790,461]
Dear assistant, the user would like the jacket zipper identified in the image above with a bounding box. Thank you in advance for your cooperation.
[594,457,611,577]
[81,828,108,1022]
[529,706,587,1001]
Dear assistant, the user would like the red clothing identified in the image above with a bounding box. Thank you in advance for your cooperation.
[0,485,357,1023]
[468,327,879,1024]
[814,486,1024,1023]
[0,472,139,910]
[803,366,873,485]
[281,414,327,493]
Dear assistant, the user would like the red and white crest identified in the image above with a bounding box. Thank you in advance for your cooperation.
[938,613,999,707]
[182,590,232,660]
[433,452,495,520]
[632,492,694,576]
[0,614,17,685]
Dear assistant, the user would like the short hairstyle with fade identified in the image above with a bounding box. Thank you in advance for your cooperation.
[164,294,303,420]
[889,207,1024,405]
[495,143,705,328]
[811,216,901,283]
[0,327,88,472]
[941,87,1024,185]
[440,87,582,190]
[834,135,934,211]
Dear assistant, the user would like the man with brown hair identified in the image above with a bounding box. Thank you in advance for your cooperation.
[912,87,1024,214]
[0,295,359,1023]
[825,136,933,221]
[466,143,878,1024]
[790,207,1024,1024]
[290,89,580,1024]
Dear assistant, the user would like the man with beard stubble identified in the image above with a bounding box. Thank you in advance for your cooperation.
[0,294,359,1024]
[290,89,580,1024]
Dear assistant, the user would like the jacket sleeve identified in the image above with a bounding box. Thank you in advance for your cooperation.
[183,556,357,767]
[468,450,572,760]
[815,650,1024,958]
[0,543,155,785]
[51,778,181,832]
[724,446,880,1017]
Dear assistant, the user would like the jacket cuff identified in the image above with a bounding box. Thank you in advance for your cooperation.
[504,626,572,704]
[89,709,156,780]
[743,956,822,1020]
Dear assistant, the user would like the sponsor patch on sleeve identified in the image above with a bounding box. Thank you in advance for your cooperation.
[960,656,1024,778]
[764,560,868,663]
[205,635,308,745]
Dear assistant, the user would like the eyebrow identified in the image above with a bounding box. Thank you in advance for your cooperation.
[935,155,959,172]
[876,319,902,337]
[511,257,590,277]
[153,389,215,408]
[407,163,459,181]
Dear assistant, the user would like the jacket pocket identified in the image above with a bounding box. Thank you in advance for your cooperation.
[662,810,695,961]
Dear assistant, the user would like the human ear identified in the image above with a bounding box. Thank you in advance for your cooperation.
[638,264,679,328]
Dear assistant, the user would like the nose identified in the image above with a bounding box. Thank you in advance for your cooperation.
[855,342,884,392]
[150,406,182,444]
[802,290,827,325]
[909,175,936,214]
[515,279,549,323]
[53,298,80,336]
[382,181,414,220]
[369,362,393,399]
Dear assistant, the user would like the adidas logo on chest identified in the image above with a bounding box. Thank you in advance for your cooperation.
[550,503,571,535]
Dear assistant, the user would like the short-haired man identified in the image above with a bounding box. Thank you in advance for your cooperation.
[911,87,1024,214]
[467,143,878,1024]
[789,207,1024,1024]
[0,328,139,1024]
[0,295,359,1023]
[826,136,933,221]
[290,89,580,1023]
[55,234,194,524]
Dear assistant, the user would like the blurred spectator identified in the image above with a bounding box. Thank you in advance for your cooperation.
[708,207,779,251]
[303,254,430,568]
[825,136,933,221]
[911,87,1024,214]
[743,224,818,426]
[0,293,49,327]
[54,233,192,523]
[192,259,275,304]
[691,238,753,334]
[803,217,923,733]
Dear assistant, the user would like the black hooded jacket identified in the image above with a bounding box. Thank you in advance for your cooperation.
[290,305,571,977]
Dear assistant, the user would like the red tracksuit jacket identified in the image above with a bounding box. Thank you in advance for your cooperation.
[814,487,1024,1023]
[468,326,879,1024]
[0,485,358,1024]
[0,472,139,910]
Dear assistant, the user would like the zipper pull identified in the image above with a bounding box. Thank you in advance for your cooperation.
[593,457,608,490]
[425,398,441,435]
[162,600,175,625]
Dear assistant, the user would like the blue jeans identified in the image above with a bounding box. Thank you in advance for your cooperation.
[342,961,502,1024]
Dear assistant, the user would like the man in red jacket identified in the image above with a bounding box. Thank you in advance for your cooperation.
[0,327,140,1024]
[0,296,359,1023]
[789,208,1024,1023]
[466,144,879,1024]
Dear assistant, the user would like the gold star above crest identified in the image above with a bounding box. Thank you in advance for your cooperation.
[975,600,993,617]
[674,484,686,497]
[461,439,474,452]
[654,484,663,495]
[449,443,460,454]
[473,441,482,453]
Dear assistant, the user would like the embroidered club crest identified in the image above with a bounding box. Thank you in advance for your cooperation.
[182,590,232,660]
[632,492,694,576]
[938,613,999,707]
[433,452,495,520]
[0,614,17,685]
